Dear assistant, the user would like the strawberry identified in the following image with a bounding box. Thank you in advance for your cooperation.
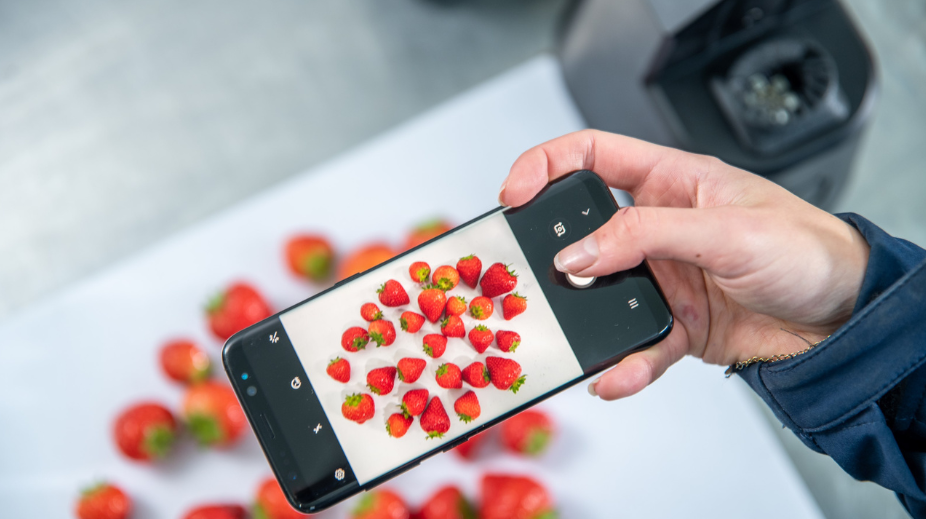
[445,296,467,317]
[453,430,489,460]
[440,315,465,338]
[468,325,494,354]
[456,254,483,289]
[416,486,475,519]
[401,388,429,418]
[461,361,490,388]
[501,410,554,456]
[338,243,395,280]
[182,504,248,519]
[76,482,131,519]
[255,478,310,519]
[399,311,425,333]
[502,293,527,320]
[431,265,460,291]
[367,366,397,395]
[480,474,555,519]
[422,334,447,358]
[378,280,410,307]
[420,397,451,439]
[435,363,462,389]
[113,402,177,461]
[386,413,413,438]
[405,218,452,250]
[327,357,350,383]
[183,381,247,447]
[397,357,426,383]
[409,261,431,284]
[206,282,272,340]
[361,302,383,322]
[468,296,494,320]
[418,285,448,322]
[369,320,397,347]
[160,339,211,385]
[486,357,526,393]
[342,393,375,424]
[496,330,521,353]
[285,234,334,282]
[454,391,481,423]
[479,263,518,299]
[342,327,371,352]
[352,488,411,519]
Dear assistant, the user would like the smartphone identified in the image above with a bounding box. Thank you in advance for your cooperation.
[223,170,673,512]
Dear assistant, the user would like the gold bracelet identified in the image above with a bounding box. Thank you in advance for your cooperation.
[724,330,830,377]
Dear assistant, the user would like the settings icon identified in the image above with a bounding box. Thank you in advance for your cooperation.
[334,468,345,481]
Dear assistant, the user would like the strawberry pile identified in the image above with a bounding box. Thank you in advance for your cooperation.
[334,255,531,440]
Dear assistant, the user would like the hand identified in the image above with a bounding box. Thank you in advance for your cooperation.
[500,130,870,400]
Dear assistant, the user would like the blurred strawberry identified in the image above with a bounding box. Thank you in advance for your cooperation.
[414,486,475,519]
[183,381,247,447]
[502,410,554,456]
[339,243,395,280]
[113,402,177,461]
[480,474,556,519]
[255,478,310,519]
[206,282,273,341]
[404,219,452,250]
[456,255,482,289]
[409,261,431,284]
[183,504,247,519]
[453,430,489,460]
[160,339,211,384]
[285,234,335,282]
[76,482,131,519]
[352,489,410,519]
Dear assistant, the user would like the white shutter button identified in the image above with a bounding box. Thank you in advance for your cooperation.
[566,273,596,288]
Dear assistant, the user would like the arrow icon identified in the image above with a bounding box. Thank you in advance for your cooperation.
[581,208,590,215]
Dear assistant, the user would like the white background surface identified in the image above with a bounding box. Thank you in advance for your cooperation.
[0,57,822,518]
[281,212,583,484]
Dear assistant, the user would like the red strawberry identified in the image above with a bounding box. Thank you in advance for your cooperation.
[502,293,527,320]
[361,302,383,322]
[432,265,460,291]
[352,488,411,519]
[479,263,518,299]
[183,382,247,447]
[339,243,395,280]
[160,339,211,385]
[327,357,350,383]
[468,325,494,354]
[401,388,429,418]
[440,315,465,338]
[285,234,334,282]
[342,327,371,352]
[367,366,397,395]
[113,402,177,461]
[399,311,425,333]
[435,363,462,389]
[454,391,481,423]
[386,413,413,438]
[496,330,521,353]
[501,410,554,456]
[456,254,483,289]
[420,397,451,439]
[206,282,272,340]
[453,430,489,460]
[486,357,526,393]
[422,334,447,358]
[76,482,132,519]
[409,261,431,283]
[369,320,397,347]
[418,285,448,322]
[378,280,410,307]
[182,504,248,519]
[397,357,426,383]
[468,296,494,320]
[342,393,375,424]
[445,296,467,317]
[461,361,490,388]
[416,486,475,519]
[405,219,452,250]
[255,478,310,519]
[480,474,555,519]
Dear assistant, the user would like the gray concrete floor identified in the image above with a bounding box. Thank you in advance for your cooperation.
[0,0,923,517]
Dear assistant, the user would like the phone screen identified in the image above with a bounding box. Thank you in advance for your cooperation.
[225,171,672,511]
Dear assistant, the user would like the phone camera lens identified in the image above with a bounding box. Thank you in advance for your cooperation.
[247,386,257,396]
[241,372,249,380]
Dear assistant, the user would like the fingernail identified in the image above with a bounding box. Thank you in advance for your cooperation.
[587,378,600,397]
[554,235,599,273]
[498,180,508,206]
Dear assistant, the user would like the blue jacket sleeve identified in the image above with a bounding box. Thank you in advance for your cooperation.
[736,213,926,517]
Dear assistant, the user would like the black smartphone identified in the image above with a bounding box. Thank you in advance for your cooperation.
[223,170,673,513]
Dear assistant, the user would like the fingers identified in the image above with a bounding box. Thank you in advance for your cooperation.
[589,324,689,400]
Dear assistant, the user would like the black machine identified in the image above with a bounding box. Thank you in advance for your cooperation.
[560,0,877,210]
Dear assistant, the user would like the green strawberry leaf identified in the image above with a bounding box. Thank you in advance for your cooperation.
[253,504,270,519]
[510,375,527,394]
[188,413,224,446]
[142,424,175,459]
[525,430,551,455]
